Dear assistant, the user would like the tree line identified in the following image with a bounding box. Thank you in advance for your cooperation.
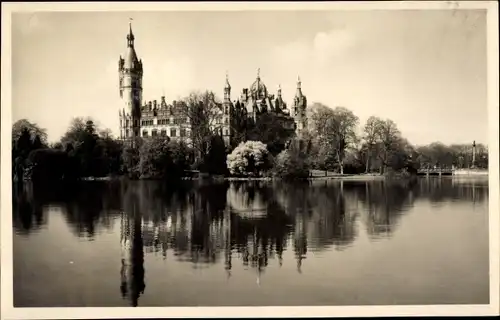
[11,92,488,183]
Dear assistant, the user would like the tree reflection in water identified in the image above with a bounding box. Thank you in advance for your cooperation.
[12,176,489,305]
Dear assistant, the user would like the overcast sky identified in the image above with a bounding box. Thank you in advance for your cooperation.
[11,9,487,145]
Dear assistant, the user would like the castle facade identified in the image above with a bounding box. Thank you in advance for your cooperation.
[118,23,307,147]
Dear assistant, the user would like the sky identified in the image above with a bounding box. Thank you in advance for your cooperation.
[11,9,488,146]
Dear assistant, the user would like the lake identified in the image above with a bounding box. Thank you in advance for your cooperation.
[12,177,490,307]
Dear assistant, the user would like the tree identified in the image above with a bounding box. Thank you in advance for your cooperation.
[227,141,271,177]
[12,119,48,148]
[230,100,248,149]
[330,107,359,174]
[202,135,229,175]
[58,117,122,178]
[12,120,48,181]
[247,112,295,156]
[180,90,225,162]
[375,119,401,174]
[273,138,311,180]
[97,131,123,176]
[138,137,171,179]
[138,137,190,180]
[122,138,142,179]
[26,149,72,182]
[308,103,337,171]
[362,116,383,173]
[308,104,359,174]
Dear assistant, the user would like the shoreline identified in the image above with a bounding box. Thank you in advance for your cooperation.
[77,173,485,182]
[23,171,490,184]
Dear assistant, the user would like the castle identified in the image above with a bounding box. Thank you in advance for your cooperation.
[118,22,308,148]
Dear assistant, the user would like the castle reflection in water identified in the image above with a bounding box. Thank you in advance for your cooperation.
[12,177,488,306]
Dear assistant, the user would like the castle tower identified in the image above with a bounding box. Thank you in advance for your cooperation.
[293,75,307,137]
[275,84,286,112]
[222,72,232,147]
[224,71,231,103]
[118,20,143,144]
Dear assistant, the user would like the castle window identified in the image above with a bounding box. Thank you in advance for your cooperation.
[126,129,129,137]
[170,128,177,137]
[161,129,167,137]
[142,130,148,137]
[225,129,229,135]
[225,118,228,124]
[152,129,158,137]
[180,128,186,137]
[126,120,129,127]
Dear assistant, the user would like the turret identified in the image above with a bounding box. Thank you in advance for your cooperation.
[293,75,307,136]
[224,71,231,103]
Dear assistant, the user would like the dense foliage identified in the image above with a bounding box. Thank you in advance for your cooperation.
[272,139,311,180]
[226,141,272,177]
[138,137,191,180]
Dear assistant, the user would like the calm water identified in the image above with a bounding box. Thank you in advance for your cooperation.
[13,177,489,307]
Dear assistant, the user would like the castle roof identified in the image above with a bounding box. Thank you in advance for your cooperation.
[123,21,141,70]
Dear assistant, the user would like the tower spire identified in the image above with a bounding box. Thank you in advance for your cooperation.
[127,18,135,47]
[295,75,303,98]
[225,70,231,89]
[257,68,260,80]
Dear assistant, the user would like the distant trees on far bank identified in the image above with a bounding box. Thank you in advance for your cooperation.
[12,93,488,183]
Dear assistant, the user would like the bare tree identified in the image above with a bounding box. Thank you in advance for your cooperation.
[180,90,225,162]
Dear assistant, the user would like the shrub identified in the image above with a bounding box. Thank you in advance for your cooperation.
[226,141,272,177]
[273,149,310,180]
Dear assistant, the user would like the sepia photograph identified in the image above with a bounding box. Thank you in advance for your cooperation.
[1,1,499,319]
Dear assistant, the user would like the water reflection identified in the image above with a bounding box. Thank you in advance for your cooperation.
[12,177,489,306]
